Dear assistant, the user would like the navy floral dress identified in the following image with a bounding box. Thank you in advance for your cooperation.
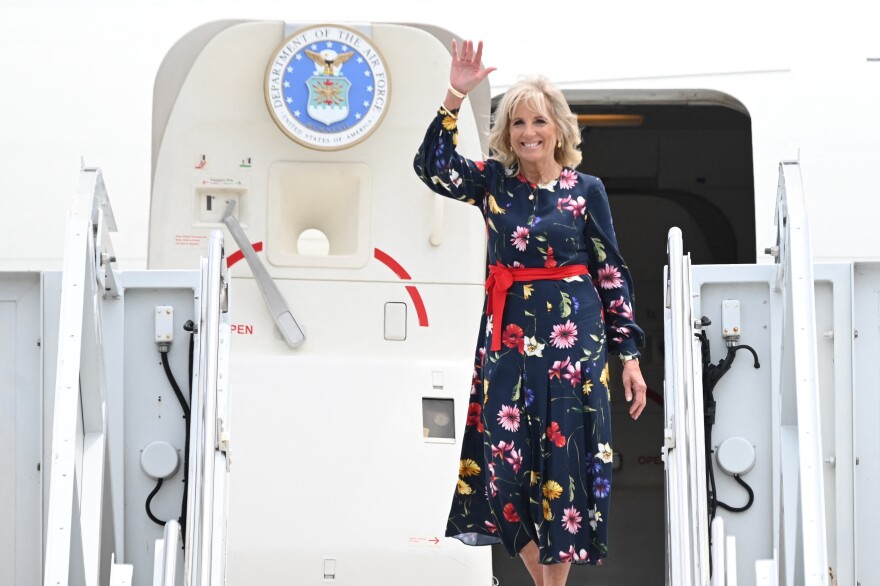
[413,106,644,565]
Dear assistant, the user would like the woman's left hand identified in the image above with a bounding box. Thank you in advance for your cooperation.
[622,360,648,420]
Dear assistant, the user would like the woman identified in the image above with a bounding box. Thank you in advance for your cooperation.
[413,40,647,586]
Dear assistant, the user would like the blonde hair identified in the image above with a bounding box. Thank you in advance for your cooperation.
[488,75,582,169]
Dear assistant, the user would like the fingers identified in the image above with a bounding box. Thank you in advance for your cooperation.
[473,40,484,64]
[629,388,647,420]
[623,368,648,420]
[451,39,485,63]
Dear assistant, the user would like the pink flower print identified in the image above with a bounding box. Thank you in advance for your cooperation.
[608,296,633,319]
[559,168,578,189]
[491,440,514,459]
[484,520,498,534]
[561,506,583,534]
[488,462,498,497]
[506,447,523,473]
[556,195,571,212]
[564,196,586,217]
[597,264,623,289]
[549,356,571,380]
[497,404,521,432]
[511,226,530,251]
[559,546,589,563]
[563,360,582,388]
[549,320,578,349]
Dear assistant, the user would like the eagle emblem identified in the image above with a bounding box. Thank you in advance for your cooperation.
[303,48,354,125]
[264,25,391,150]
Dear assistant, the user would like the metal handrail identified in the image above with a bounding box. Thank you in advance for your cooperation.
[184,231,226,585]
[664,227,709,585]
[155,521,181,586]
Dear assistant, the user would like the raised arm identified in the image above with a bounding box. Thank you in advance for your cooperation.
[413,39,497,209]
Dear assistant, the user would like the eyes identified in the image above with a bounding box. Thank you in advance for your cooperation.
[511,117,549,127]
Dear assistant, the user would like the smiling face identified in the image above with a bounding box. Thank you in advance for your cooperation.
[508,99,559,169]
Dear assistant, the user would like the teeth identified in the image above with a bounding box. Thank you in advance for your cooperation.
[522,142,540,147]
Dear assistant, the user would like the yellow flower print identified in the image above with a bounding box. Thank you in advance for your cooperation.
[583,378,593,395]
[542,480,563,500]
[452,130,459,146]
[543,499,554,521]
[442,115,457,131]
[530,471,540,486]
[523,284,533,299]
[488,195,506,215]
[546,301,553,313]
[600,363,610,388]
[457,479,473,495]
[459,459,481,478]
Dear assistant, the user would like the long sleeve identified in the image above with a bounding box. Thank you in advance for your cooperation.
[585,177,645,357]
[413,105,492,211]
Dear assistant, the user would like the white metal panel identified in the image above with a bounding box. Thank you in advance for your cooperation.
[853,262,880,586]
[812,263,855,586]
[691,264,777,586]
[0,274,43,586]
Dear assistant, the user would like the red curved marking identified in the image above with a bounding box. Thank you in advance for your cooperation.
[227,241,264,268]
[374,248,428,327]
[373,248,411,280]
[405,285,429,327]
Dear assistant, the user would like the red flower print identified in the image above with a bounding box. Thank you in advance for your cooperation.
[467,402,484,433]
[549,320,578,349]
[484,520,498,534]
[547,421,566,448]
[549,357,571,380]
[544,245,557,268]
[561,506,583,534]
[475,160,486,171]
[502,323,525,353]
[503,502,520,523]
[597,264,623,289]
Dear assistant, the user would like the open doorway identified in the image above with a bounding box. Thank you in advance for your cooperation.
[491,90,755,585]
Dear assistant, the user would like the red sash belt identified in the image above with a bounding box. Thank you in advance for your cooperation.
[485,262,590,351]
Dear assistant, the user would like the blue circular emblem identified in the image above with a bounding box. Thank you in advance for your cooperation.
[265,25,391,150]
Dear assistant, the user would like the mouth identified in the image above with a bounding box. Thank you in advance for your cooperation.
[520,141,542,149]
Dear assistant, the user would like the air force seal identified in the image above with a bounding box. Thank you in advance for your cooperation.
[265,25,391,150]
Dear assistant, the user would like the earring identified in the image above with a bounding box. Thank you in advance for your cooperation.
[556,139,562,148]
